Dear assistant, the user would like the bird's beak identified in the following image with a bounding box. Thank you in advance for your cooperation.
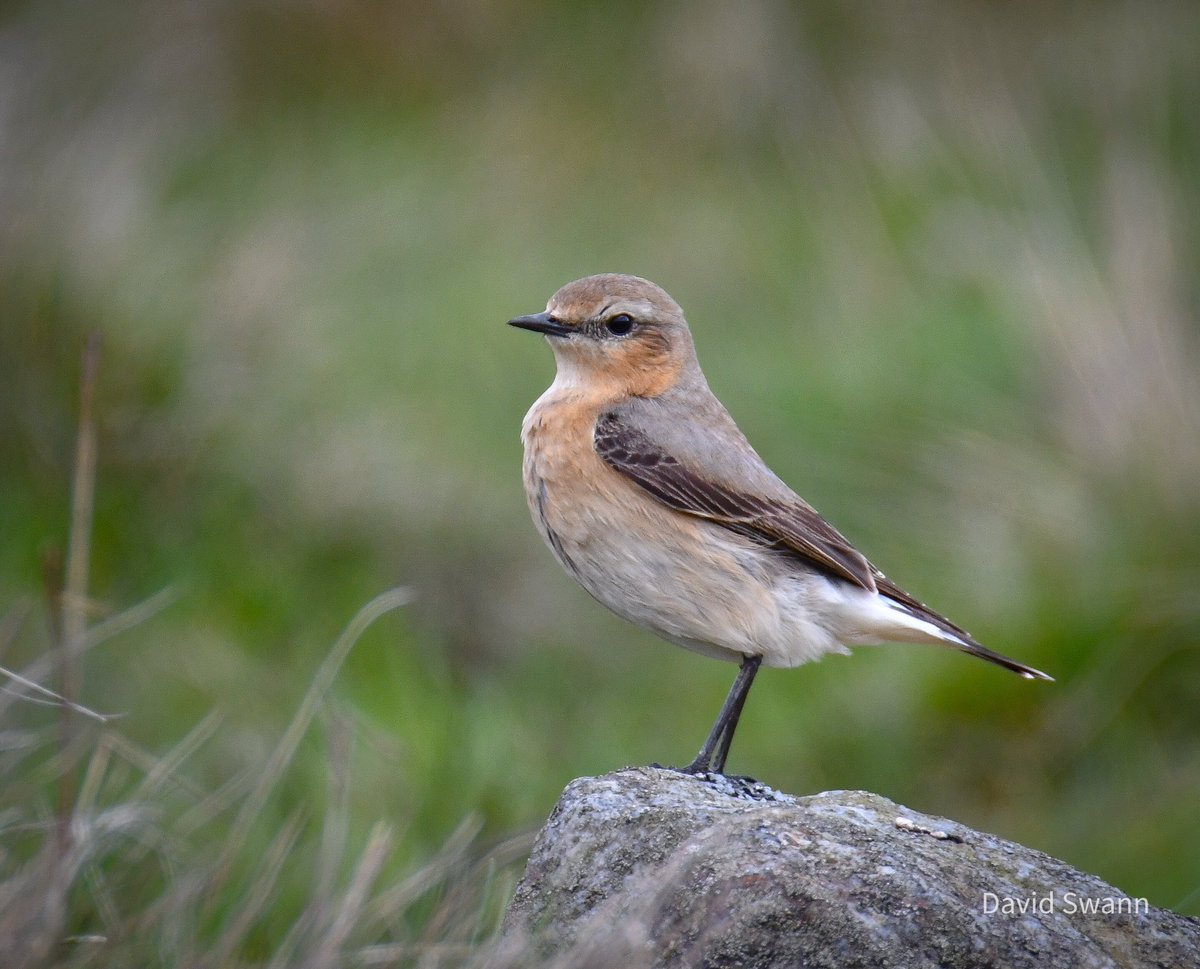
[507,312,574,338]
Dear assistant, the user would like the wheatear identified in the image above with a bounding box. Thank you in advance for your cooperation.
[510,274,1051,776]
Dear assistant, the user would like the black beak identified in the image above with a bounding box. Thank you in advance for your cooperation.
[507,312,573,337]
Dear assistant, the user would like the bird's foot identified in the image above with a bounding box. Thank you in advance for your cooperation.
[649,762,782,797]
[690,769,792,802]
[651,758,723,777]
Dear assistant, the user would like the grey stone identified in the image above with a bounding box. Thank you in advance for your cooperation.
[495,767,1200,969]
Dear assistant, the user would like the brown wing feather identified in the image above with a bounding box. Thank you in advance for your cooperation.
[594,413,1053,680]
[594,411,877,591]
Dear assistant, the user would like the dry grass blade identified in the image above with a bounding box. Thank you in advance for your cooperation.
[265,708,356,969]
[304,821,395,969]
[60,331,102,700]
[0,664,116,722]
[81,862,121,944]
[352,942,476,966]
[464,832,534,944]
[53,330,102,866]
[313,710,352,926]
[207,588,414,899]
[208,808,308,968]
[72,732,114,819]
[131,710,224,802]
[84,586,179,651]
[174,764,259,839]
[0,587,174,723]
[366,814,484,926]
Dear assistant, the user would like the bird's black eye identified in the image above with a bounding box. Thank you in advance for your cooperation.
[606,313,635,336]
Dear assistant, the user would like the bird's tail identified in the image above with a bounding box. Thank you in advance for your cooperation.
[876,580,1054,681]
[942,635,1054,681]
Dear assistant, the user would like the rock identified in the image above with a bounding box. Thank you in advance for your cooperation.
[496,767,1200,969]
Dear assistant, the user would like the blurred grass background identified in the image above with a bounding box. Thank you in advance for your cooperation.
[2,0,1199,962]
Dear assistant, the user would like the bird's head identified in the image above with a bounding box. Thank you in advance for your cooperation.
[508,274,699,398]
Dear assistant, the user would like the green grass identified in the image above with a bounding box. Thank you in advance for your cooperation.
[2,1,1199,963]
[1,589,531,966]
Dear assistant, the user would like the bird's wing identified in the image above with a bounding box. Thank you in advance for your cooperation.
[595,409,1053,680]
[594,410,878,591]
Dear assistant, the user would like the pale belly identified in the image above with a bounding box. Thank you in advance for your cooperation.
[524,451,859,669]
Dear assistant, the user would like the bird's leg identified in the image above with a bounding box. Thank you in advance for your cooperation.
[709,655,762,774]
[681,655,762,775]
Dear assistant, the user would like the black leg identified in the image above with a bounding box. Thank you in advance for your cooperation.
[710,656,761,774]
[682,655,762,775]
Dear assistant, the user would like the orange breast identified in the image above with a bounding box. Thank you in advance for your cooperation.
[523,390,619,546]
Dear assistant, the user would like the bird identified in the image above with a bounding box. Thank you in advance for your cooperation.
[509,273,1051,777]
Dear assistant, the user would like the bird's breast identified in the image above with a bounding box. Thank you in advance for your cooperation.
[520,390,616,564]
[519,387,771,661]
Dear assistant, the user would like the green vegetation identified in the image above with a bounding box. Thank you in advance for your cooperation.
[2,1,1198,963]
